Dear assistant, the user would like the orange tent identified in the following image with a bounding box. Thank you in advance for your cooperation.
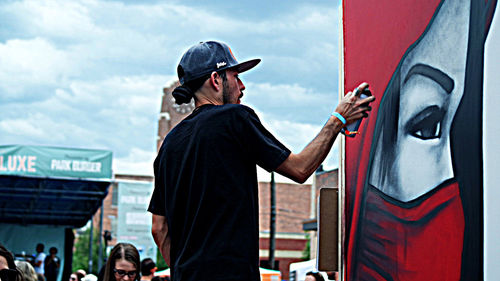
[260,267,281,281]
[155,267,281,280]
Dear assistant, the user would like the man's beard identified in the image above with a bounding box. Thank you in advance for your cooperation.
[222,80,231,104]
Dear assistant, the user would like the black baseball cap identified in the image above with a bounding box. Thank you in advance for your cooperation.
[177,41,261,85]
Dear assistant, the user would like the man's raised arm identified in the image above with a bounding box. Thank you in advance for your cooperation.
[276,82,374,183]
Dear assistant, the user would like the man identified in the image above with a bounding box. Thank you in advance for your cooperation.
[43,247,60,281]
[148,41,374,281]
[33,243,46,276]
[140,258,156,281]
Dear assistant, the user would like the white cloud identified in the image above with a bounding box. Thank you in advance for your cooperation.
[0,74,171,160]
[255,116,340,183]
[7,0,98,39]
[0,0,339,98]
[113,147,156,176]
[257,166,313,184]
[0,115,46,139]
[244,82,336,125]
[0,0,341,179]
[0,1,181,94]
[247,82,330,105]
[0,112,96,145]
[64,75,169,112]
[262,118,321,151]
[0,38,74,96]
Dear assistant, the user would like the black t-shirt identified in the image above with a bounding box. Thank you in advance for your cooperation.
[148,104,290,281]
[44,255,60,281]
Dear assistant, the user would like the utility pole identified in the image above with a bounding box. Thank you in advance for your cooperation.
[98,201,104,271]
[88,218,94,274]
[269,172,276,270]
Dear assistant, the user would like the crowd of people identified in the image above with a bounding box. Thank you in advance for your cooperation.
[0,243,60,281]
[1,241,333,281]
[0,243,169,281]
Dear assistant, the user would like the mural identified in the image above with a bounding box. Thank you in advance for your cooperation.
[343,0,497,280]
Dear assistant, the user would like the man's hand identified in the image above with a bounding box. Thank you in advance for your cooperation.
[334,82,375,125]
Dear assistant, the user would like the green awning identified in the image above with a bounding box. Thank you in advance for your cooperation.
[0,145,112,179]
[0,145,112,227]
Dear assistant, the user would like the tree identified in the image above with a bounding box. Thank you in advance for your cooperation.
[301,233,311,260]
[72,227,104,274]
[156,248,169,271]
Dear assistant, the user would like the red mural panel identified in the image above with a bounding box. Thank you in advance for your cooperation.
[343,0,497,280]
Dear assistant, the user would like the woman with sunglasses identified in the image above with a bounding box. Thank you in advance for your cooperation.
[0,244,23,281]
[103,243,140,281]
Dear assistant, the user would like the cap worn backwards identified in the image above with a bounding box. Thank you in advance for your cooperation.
[177,41,261,85]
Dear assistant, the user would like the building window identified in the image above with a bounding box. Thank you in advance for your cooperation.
[111,184,118,207]
[110,215,117,238]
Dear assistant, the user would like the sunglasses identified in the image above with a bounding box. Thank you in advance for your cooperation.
[113,269,136,278]
[0,269,17,281]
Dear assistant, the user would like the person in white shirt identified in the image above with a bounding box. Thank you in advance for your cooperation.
[33,243,46,275]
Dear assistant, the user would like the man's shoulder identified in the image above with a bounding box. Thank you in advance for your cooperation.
[201,104,253,115]
[215,104,257,119]
[225,104,254,113]
[186,104,257,124]
[164,104,257,141]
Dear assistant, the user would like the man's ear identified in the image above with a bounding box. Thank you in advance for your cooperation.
[209,71,221,92]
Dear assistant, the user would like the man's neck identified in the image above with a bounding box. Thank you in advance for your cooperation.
[194,98,222,108]
[194,85,223,107]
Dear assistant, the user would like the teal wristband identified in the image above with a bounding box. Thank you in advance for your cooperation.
[332,112,346,125]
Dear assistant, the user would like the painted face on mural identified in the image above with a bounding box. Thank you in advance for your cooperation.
[369,0,471,202]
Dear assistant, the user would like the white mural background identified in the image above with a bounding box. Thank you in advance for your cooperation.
[484,5,499,279]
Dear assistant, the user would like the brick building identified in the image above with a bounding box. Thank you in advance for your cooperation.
[258,181,311,277]
[90,82,339,280]
[92,174,154,247]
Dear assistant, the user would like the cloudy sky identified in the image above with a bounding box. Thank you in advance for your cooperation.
[0,0,342,180]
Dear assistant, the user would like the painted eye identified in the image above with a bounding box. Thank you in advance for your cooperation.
[405,105,445,140]
[414,121,440,139]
